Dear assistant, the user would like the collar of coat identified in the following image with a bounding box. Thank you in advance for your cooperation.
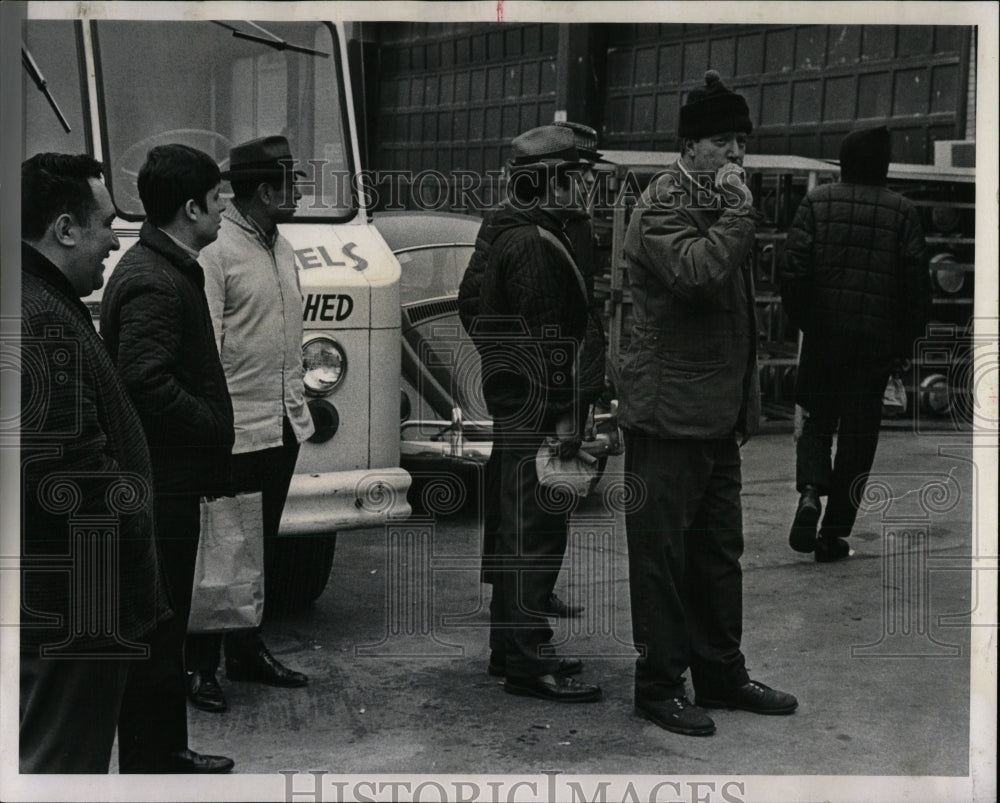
[223,203,279,251]
[138,221,205,283]
[21,241,96,325]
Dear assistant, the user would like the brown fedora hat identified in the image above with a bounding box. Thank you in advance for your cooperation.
[221,135,305,179]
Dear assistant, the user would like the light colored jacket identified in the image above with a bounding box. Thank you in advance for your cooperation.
[201,205,315,453]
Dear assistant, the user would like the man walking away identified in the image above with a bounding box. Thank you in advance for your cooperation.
[783,126,930,562]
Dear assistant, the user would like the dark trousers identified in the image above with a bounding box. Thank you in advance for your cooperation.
[796,349,891,541]
[20,652,130,773]
[117,492,200,772]
[186,418,300,672]
[485,430,569,677]
[624,432,749,702]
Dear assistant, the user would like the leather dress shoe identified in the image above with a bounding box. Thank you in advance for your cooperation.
[815,535,852,563]
[544,592,584,618]
[163,749,234,774]
[635,696,715,736]
[226,643,308,688]
[697,680,798,715]
[504,673,602,702]
[187,670,227,713]
[789,487,821,553]
[488,657,583,678]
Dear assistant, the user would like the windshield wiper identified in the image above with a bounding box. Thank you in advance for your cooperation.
[22,45,72,133]
[212,21,329,58]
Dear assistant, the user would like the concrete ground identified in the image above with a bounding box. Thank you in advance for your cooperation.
[137,430,988,800]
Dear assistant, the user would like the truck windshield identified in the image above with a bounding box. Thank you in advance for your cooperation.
[95,20,353,219]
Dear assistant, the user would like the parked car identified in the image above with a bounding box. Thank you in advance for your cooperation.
[372,211,618,513]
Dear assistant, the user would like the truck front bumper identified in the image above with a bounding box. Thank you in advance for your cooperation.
[278,467,412,535]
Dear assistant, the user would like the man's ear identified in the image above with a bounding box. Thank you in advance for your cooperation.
[51,212,77,246]
[183,199,200,222]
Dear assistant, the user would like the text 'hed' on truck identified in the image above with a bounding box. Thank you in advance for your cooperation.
[22,19,412,607]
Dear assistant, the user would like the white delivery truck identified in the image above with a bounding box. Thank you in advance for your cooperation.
[22,17,411,606]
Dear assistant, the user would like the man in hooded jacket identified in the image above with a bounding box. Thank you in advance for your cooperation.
[782,126,930,562]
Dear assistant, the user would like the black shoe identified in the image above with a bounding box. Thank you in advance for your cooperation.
[635,697,716,736]
[226,643,308,688]
[488,657,583,678]
[504,673,602,702]
[187,670,227,713]
[697,680,798,715]
[163,749,234,774]
[544,592,584,618]
[815,535,851,563]
[789,488,821,552]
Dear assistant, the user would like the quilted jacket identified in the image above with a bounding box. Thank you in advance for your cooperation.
[618,162,761,440]
[100,223,234,496]
[457,203,589,427]
[781,181,930,359]
[21,243,171,650]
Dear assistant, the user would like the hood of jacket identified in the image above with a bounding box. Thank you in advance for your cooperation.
[840,126,891,185]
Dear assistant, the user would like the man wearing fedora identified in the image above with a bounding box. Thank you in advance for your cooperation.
[186,135,314,712]
[618,71,797,736]
[101,144,235,772]
[458,125,602,702]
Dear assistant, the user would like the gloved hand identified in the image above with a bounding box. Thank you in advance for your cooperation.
[557,436,582,460]
[716,162,753,209]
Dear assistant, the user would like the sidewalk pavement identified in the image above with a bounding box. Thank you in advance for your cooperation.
[181,429,985,794]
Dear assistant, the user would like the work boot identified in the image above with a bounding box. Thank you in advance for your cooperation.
[187,670,227,713]
[635,696,716,736]
[697,680,798,715]
[543,592,584,618]
[815,534,851,563]
[226,641,308,687]
[789,486,822,553]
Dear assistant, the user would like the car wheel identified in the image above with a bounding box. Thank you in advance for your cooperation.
[267,533,338,611]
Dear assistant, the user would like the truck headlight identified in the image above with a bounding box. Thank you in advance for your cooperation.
[303,336,346,396]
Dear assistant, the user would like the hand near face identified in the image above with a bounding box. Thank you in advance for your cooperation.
[716,162,753,210]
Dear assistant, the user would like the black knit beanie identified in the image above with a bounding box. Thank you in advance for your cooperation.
[839,126,891,185]
[678,70,753,140]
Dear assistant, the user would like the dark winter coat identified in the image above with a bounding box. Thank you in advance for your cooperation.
[20,243,171,651]
[781,181,930,359]
[100,223,234,496]
[618,162,761,440]
[458,203,590,428]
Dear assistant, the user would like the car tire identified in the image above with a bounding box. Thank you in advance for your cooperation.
[267,533,338,611]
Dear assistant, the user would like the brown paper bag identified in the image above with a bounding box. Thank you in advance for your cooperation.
[188,492,265,633]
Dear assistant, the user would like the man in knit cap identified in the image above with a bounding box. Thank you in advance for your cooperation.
[618,70,797,736]
[782,126,930,562]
